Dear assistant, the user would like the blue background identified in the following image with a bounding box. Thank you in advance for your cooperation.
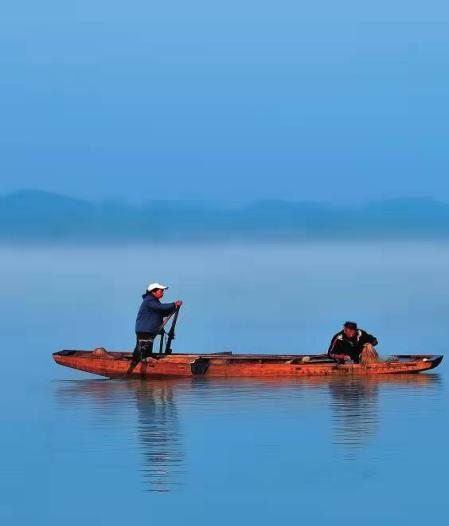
[1,1,449,201]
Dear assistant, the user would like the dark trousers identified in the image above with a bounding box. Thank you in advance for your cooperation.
[349,348,361,364]
[132,332,155,364]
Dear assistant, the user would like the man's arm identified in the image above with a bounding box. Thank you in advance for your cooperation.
[328,334,344,357]
[147,298,177,314]
[328,333,351,362]
[328,334,339,356]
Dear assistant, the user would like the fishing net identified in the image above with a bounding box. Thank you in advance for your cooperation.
[359,343,379,365]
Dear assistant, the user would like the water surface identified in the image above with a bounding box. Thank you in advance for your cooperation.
[0,243,448,524]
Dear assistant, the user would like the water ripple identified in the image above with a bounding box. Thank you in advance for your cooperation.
[53,374,443,492]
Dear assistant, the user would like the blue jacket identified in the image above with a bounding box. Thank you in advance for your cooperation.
[135,294,176,334]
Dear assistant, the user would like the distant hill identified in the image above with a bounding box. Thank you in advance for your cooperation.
[1,190,449,242]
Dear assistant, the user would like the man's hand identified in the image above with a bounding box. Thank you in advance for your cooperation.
[175,300,183,308]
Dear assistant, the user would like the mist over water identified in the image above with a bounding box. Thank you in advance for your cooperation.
[1,242,448,524]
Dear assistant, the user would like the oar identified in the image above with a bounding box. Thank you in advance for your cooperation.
[164,305,181,354]
[157,310,177,353]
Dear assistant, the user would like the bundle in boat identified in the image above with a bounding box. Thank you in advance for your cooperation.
[359,343,379,365]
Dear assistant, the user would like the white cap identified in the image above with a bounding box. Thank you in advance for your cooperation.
[147,282,169,292]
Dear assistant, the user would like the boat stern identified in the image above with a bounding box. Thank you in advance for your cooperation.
[52,349,126,377]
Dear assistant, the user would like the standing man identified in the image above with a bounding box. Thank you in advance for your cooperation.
[132,282,183,364]
[328,321,378,364]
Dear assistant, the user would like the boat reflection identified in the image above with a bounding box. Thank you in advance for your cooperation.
[221,374,442,454]
[54,373,442,491]
[199,374,442,456]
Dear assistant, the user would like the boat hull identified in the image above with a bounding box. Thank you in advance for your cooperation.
[53,350,443,379]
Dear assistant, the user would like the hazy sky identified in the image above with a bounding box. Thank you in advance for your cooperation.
[1,1,449,202]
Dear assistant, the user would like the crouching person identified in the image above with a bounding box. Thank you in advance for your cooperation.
[328,321,379,364]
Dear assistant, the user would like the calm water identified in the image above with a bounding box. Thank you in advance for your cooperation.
[1,243,448,525]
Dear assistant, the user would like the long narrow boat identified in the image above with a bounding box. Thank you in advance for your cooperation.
[53,349,443,378]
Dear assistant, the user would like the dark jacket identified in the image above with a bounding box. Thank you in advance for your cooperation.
[135,294,176,334]
[328,329,378,363]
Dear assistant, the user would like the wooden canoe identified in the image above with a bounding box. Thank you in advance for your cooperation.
[52,349,443,378]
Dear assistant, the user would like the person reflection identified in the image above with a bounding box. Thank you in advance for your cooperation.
[328,375,439,455]
[133,380,184,493]
[328,377,379,452]
[55,378,185,493]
